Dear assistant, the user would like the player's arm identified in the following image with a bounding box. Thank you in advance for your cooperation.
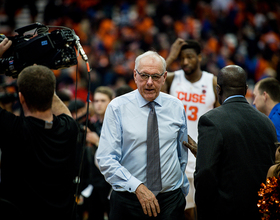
[161,73,174,93]
[166,38,187,68]
[163,39,187,93]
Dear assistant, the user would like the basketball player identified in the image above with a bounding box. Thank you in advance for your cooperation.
[164,38,220,220]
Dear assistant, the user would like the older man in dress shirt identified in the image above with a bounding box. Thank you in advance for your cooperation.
[96,51,189,220]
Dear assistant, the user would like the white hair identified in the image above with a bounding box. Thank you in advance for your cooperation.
[135,51,166,72]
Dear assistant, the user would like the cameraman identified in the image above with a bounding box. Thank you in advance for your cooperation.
[0,64,79,219]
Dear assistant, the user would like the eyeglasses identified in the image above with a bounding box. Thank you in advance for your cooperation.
[136,69,164,81]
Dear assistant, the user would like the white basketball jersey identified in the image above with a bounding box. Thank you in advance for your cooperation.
[170,70,216,174]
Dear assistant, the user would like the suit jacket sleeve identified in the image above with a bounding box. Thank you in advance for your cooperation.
[194,113,223,214]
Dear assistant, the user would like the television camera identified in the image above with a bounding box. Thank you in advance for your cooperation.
[0,23,88,78]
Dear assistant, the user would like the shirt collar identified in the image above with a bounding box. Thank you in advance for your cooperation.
[223,95,244,104]
[135,89,162,108]
[269,102,280,119]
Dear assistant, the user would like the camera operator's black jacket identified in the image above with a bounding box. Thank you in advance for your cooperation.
[0,108,78,220]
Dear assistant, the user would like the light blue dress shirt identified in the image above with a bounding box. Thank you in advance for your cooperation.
[96,89,189,196]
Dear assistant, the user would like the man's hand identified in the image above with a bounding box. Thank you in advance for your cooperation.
[86,130,100,146]
[183,135,197,157]
[166,38,188,68]
[135,184,160,217]
[275,145,280,163]
[0,37,12,58]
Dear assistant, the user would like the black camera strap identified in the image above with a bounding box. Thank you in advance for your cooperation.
[71,59,91,219]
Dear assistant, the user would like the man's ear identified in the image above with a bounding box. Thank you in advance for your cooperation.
[198,53,202,63]
[133,69,137,83]
[245,84,248,96]
[216,84,222,96]
[263,91,269,102]
[162,71,167,82]
[19,92,26,106]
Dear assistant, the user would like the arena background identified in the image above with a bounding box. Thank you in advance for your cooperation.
[0,0,280,105]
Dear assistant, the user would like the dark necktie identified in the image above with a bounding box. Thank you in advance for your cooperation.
[146,101,162,196]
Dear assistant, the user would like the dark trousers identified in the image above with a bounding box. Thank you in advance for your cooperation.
[88,186,111,220]
[109,188,186,220]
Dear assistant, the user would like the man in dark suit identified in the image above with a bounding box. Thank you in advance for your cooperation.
[194,65,277,220]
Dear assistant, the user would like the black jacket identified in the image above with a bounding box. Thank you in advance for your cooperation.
[194,97,277,220]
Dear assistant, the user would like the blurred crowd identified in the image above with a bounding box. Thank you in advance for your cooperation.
[1,0,280,104]
[1,1,280,219]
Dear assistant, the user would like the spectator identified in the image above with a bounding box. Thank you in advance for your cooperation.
[90,86,114,136]
[72,86,114,220]
[115,84,133,97]
[2,1,280,97]
[2,0,38,29]
[85,86,114,220]
[253,78,280,141]
[68,98,87,123]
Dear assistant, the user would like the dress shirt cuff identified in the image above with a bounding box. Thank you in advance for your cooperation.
[125,175,143,193]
